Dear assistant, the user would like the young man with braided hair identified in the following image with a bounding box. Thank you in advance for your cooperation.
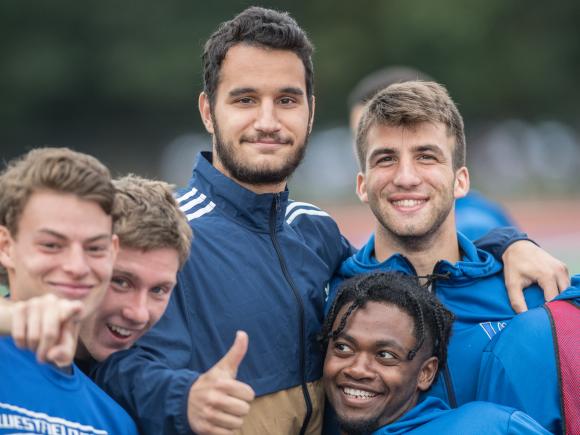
[326,81,569,410]
[322,272,549,434]
[92,7,566,435]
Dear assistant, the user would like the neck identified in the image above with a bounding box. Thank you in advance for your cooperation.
[374,220,460,276]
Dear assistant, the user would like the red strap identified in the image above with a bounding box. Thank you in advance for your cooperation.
[545,299,580,435]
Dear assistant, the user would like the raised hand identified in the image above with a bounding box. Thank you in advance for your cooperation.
[187,330,255,434]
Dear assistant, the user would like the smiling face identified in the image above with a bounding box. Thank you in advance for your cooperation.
[323,301,437,433]
[357,122,469,248]
[0,190,117,316]
[78,246,179,361]
[199,43,314,193]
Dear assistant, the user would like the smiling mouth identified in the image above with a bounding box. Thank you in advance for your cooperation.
[50,283,94,299]
[391,199,426,208]
[341,387,378,400]
[107,324,133,339]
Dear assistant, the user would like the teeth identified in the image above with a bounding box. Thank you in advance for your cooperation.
[108,324,131,337]
[392,199,424,207]
[343,387,377,399]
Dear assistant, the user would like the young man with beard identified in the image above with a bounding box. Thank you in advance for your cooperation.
[326,81,567,411]
[0,148,138,434]
[347,66,518,242]
[93,8,568,435]
[322,272,549,434]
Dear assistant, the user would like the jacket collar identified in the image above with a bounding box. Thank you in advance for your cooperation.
[338,232,502,281]
[190,152,289,233]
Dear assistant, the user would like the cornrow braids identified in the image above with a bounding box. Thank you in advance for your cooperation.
[320,272,454,375]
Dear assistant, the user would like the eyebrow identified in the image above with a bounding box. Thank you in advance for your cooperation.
[336,332,407,353]
[228,87,257,98]
[280,87,304,96]
[368,146,396,161]
[37,229,111,243]
[413,144,445,155]
[112,268,176,289]
[228,86,305,98]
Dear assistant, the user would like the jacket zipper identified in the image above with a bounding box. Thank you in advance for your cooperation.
[269,194,312,435]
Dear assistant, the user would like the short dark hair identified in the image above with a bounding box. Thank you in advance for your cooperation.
[320,272,454,376]
[356,81,466,171]
[202,6,314,109]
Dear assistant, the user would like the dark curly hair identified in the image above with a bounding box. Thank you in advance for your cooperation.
[320,272,454,375]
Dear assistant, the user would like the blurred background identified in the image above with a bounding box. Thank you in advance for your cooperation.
[1,0,579,272]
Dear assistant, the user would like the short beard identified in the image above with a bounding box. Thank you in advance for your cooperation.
[371,186,455,253]
[212,113,308,186]
[338,415,382,435]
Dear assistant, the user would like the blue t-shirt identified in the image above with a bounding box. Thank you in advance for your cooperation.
[0,337,138,435]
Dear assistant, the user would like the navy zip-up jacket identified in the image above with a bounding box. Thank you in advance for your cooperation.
[477,275,580,434]
[92,152,352,434]
[326,232,544,408]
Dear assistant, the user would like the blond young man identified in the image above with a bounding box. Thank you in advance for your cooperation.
[2,175,193,368]
[0,147,138,434]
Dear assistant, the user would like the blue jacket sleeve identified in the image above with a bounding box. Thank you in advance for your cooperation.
[473,226,531,261]
[91,279,199,434]
[506,410,552,435]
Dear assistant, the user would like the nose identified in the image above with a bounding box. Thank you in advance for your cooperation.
[343,353,376,381]
[253,100,281,133]
[62,244,90,278]
[121,290,150,326]
[393,157,421,189]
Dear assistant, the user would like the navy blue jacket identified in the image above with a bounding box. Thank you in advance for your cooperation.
[477,274,580,434]
[372,396,549,434]
[92,152,352,434]
[326,232,544,407]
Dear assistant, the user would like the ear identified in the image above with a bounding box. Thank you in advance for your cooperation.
[0,226,15,271]
[356,172,369,204]
[198,92,215,135]
[307,96,316,135]
[453,166,470,199]
[417,356,439,392]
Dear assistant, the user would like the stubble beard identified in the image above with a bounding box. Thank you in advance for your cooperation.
[337,414,382,435]
[372,186,455,252]
[212,114,308,186]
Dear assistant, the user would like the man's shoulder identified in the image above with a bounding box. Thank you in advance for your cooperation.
[285,200,335,227]
[428,402,548,434]
[175,183,217,225]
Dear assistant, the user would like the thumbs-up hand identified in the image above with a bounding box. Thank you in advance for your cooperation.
[187,331,255,434]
